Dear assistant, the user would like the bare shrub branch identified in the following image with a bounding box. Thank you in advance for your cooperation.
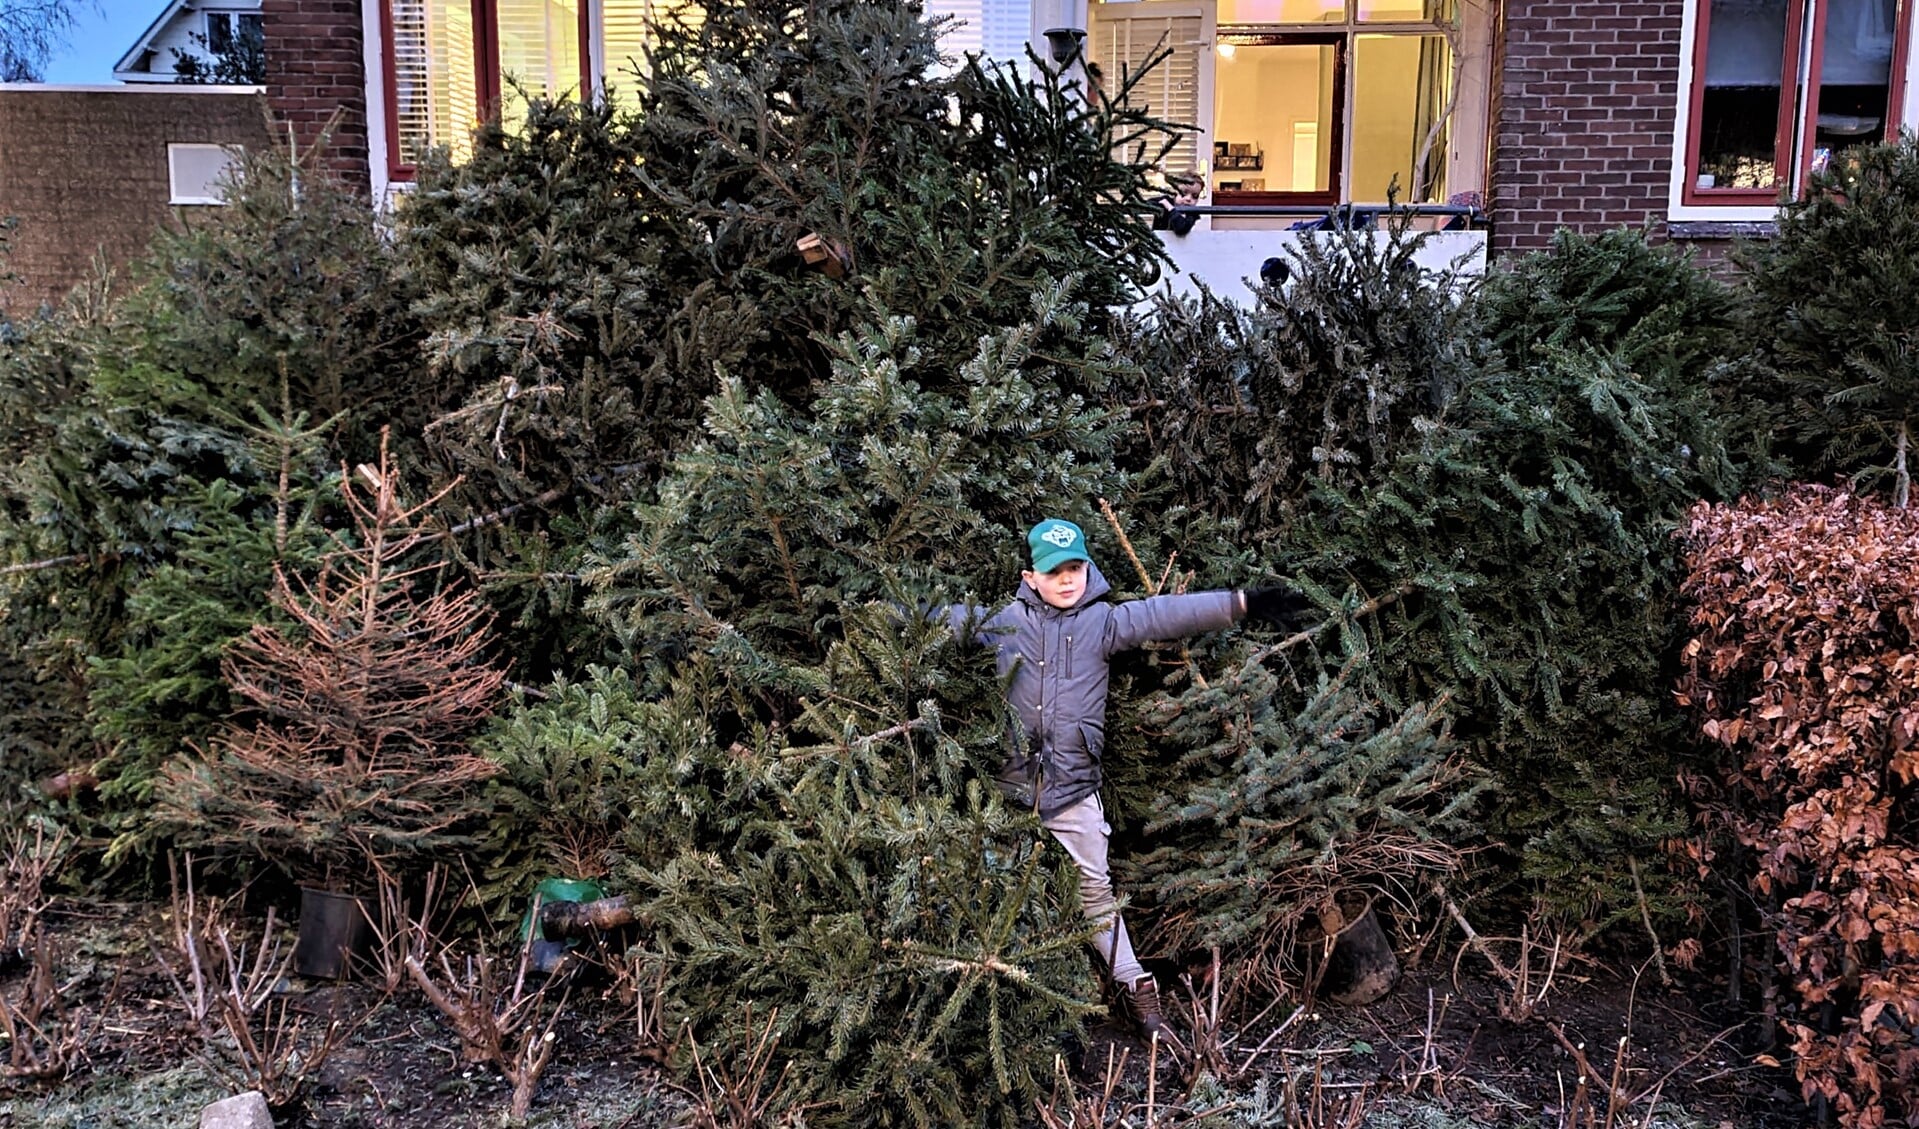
[0,927,93,1082]
[405,932,569,1119]
[0,820,70,959]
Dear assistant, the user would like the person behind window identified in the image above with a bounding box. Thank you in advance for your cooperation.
[1152,173,1205,232]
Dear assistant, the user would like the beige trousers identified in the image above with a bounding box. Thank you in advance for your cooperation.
[1042,793,1147,986]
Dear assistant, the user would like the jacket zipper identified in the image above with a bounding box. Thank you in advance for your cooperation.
[1034,625,1048,786]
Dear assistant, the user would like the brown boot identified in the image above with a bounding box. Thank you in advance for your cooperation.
[1125,974,1167,1040]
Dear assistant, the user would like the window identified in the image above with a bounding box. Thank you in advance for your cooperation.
[923,1,1038,72]
[602,0,697,107]
[205,11,264,56]
[168,143,244,205]
[1682,0,1911,206]
[1212,35,1341,201]
[494,0,590,134]
[1093,0,1462,205]
[1094,3,1212,177]
[381,1,704,178]
[382,0,592,178]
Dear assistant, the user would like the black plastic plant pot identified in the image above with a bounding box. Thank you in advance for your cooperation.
[294,887,373,979]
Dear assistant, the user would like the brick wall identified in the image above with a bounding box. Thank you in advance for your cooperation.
[262,0,369,191]
[0,89,275,314]
[1492,0,1687,257]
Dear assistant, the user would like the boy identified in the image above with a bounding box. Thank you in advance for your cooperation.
[940,518,1305,1037]
[1152,173,1207,232]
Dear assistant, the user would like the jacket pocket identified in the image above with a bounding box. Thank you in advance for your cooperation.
[1063,634,1073,680]
[1077,722,1103,760]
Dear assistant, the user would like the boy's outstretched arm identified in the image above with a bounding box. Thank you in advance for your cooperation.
[1105,586,1312,655]
[1104,590,1241,655]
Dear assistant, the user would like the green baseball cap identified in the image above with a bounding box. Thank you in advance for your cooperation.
[1027,518,1092,574]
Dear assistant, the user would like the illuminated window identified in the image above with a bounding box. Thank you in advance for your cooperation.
[1350,32,1450,203]
[496,1,588,133]
[382,1,712,175]
[385,0,480,171]
[1099,0,1460,204]
[1682,0,1910,206]
[1220,0,1344,24]
[1211,36,1340,201]
[382,0,589,179]
[602,1,698,109]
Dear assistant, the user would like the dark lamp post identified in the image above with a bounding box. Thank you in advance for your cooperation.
[1043,26,1086,64]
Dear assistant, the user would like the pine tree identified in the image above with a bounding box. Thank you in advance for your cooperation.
[615,609,1097,1128]
[389,1,1179,681]
[111,145,419,448]
[475,665,647,911]
[572,287,1159,1124]
[1112,219,1479,538]
[86,397,333,864]
[1294,231,1743,929]
[1744,135,1919,506]
[1,142,415,848]
[1130,655,1480,961]
[1110,228,1749,936]
[593,298,1126,668]
[155,433,505,886]
[396,93,673,511]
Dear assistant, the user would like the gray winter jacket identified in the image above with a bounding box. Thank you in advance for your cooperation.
[942,563,1241,817]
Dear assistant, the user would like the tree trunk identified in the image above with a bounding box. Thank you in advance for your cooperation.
[1895,419,1910,510]
[540,895,635,939]
[1320,903,1401,1006]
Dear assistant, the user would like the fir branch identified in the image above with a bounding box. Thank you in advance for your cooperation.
[0,555,85,577]
[1096,496,1158,595]
[1249,582,1416,665]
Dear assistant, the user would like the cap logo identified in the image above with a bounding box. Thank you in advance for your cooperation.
[1040,524,1077,548]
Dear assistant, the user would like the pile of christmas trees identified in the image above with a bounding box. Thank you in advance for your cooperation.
[19,0,1910,1123]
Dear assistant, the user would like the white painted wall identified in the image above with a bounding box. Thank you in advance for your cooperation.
[1151,224,1487,304]
[117,0,263,82]
[144,18,205,76]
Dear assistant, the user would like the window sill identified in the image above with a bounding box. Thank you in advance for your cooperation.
[1666,220,1777,241]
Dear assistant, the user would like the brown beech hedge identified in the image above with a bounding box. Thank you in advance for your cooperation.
[1678,485,1919,1129]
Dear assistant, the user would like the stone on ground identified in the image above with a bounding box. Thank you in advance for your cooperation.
[199,1090,272,1129]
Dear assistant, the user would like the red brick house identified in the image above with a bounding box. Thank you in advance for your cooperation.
[246,0,1919,262]
[0,86,272,312]
[1495,0,1911,258]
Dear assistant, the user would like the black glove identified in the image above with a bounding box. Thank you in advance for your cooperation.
[1241,586,1312,630]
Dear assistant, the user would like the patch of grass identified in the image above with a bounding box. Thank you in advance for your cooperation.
[526,1072,679,1127]
[3,1062,227,1128]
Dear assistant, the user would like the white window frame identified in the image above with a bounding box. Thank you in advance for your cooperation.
[1668,0,1919,222]
[167,143,245,206]
[201,6,263,51]
[363,0,397,205]
[1089,0,1493,208]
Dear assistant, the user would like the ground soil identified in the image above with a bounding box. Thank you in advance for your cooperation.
[0,897,1805,1128]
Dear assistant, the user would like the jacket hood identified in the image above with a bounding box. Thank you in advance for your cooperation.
[1017,560,1113,612]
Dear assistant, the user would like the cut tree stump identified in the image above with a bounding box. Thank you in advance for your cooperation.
[1317,899,1400,1006]
[540,895,635,939]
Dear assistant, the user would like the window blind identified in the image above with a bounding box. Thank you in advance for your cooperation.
[1096,10,1206,173]
[387,0,479,167]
